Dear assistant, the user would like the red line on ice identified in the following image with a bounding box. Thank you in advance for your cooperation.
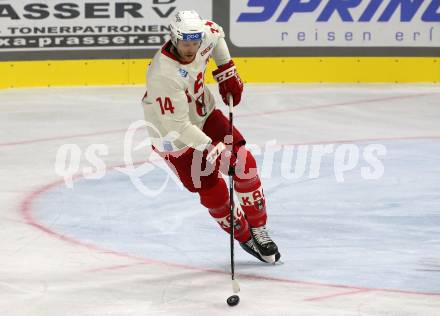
[2,92,438,147]
[18,137,440,300]
[303,289,372,301]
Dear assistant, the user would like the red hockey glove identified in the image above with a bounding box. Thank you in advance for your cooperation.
[212,60,243,107]
[205,141,237,176]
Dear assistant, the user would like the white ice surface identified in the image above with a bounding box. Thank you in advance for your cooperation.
[1,84,440,315]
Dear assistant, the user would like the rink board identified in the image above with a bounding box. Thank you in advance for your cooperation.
[1,57,439,89]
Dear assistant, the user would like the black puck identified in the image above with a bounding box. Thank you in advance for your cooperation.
[227,295,240,306]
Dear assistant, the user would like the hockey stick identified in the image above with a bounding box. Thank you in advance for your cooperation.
[228,93,240,294]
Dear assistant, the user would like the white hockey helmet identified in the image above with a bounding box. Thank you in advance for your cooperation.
[169,10,205,46]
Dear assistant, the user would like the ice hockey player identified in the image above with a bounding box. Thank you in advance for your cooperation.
[142,10,280,263]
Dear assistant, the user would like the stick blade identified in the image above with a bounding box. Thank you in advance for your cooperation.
[232,279,240,293]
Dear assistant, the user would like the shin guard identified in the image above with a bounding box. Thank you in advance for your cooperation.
[199,178,250,243]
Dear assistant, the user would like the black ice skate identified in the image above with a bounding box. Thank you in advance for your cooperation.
[250,225,279,257]
[240,234,281,264]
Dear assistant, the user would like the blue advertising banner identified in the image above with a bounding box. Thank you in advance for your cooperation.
[230,0,439,47]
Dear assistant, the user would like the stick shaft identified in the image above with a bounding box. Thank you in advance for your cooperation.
[228,94,235,283]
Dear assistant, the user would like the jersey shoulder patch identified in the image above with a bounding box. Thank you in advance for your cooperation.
[203,20,225,38]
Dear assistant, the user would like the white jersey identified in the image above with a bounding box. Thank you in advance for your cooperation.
[142,20,226,153]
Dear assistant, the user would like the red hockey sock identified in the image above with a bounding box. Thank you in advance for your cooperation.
[199,178,250,243]
[233,147,267,228]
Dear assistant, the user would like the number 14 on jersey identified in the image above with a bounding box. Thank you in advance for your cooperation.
[156,97,175,115]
